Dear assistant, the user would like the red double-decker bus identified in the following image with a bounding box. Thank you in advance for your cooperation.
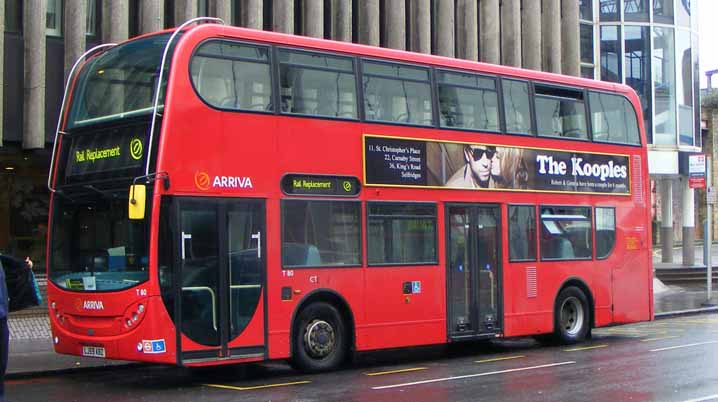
[47,19,652,372]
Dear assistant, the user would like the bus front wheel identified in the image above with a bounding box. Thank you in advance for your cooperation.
[292,302,347,372]
[553,286,589,344]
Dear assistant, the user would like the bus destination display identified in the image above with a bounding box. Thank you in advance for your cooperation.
[282,174,360,197]
[65,125,148,180]
[364,135,630,195]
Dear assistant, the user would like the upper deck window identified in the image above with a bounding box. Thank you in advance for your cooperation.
[437,71,499,131]
[535,85,588,140]
[589,92,641,145]
[191,41,273,112]
[362,60,433,126]
[68,34,175,129]
[502,79,532,135]
[278,49,357,119]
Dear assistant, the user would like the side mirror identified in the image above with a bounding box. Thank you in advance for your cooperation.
[128,184,146,220]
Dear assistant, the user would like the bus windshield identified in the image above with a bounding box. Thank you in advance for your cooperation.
[49,188,151,292]
[67,33,174,129]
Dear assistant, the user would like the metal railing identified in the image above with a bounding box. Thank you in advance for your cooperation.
[145,17,224,177]
[48,43,117,193]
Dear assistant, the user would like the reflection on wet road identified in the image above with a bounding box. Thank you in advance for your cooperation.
[8,313,718,402]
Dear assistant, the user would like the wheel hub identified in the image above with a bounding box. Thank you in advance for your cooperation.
[560,296,584,336]
[305,320,335,358]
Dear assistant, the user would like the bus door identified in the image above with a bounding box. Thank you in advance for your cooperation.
[176,198,266,363]
[446,204,502,340]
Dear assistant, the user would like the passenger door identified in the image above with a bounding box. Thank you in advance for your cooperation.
[446,204,502,340]
[176,198,265,363]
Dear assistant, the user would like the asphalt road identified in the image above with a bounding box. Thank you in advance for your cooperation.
[7,313,718,402]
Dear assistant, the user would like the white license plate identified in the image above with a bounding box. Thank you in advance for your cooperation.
[82,345,106,358]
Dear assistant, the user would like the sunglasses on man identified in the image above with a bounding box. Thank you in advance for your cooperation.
[470,147,496,161]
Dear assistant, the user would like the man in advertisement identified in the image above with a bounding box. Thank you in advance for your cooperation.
[445,144,502,188]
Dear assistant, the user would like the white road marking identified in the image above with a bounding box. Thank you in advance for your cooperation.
[677,394,718,402]
[371,361,576,390]
[650,340,718,352]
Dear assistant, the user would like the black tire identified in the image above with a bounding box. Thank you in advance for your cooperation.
[553,286,590,344]
[292,302,348,373]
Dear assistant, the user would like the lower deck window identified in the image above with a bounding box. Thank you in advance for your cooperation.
[367,203,437,265]
[595,207,616,259]
[509,205,537,261]
[282,200,361,268]
[540,206,592,260]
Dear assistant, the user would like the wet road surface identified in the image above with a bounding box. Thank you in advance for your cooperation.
[8,313,718,402]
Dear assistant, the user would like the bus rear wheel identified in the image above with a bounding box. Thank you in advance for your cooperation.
[553,286,589,344]
[292,302,347,372]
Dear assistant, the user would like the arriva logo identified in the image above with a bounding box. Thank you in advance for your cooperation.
[130,138,143,160]
[83,300,105,310]
[194,171,253,190]
[194,171,211,190]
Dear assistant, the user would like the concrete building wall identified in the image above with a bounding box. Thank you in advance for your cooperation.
[23,0,46,150]
[64,0,87,84]
[140,2,164,34]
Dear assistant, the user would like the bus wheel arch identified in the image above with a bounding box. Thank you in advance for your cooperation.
[552,278,594,344]
[290,289,355,372]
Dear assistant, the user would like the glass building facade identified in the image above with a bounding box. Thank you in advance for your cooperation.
[580,0,700,149]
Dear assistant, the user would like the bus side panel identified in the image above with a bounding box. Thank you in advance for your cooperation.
[610,228,652,323]
[502,260,551,336]
[503,261,598,337]
[358,266,446,350]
